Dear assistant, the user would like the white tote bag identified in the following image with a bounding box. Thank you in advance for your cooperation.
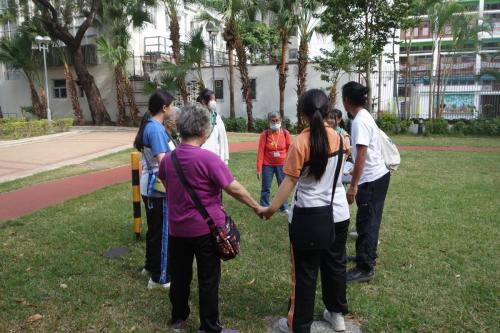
[379,129,400,171]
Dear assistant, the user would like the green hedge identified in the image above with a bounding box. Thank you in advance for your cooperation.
[0,118,74,139]
[222,116,297,134]
[376,113,411,134]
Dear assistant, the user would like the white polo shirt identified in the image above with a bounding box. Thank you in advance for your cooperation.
[351,109,389,184]
[284,125,350,223]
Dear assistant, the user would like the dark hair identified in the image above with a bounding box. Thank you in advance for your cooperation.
[196,88,215,106]
[332,108,345,129]
[133,90,174,151]
[149,89,174,115]
[134,112,152,151]
[342,81,369,107]
[298,89,329,181]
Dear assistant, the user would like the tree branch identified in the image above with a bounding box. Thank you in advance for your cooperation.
[75,0,100,47]
[32,0,76,47]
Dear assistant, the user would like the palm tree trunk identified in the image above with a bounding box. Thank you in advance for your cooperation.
[227,43,235,118]
[114,65,128,125]
[169,14,188,104]
[328,83,337,110]
[296,37,308,129]
[123,74,139,125]
[279,32,289,119]
[73,47,111,125]
[63,63,84,125]
[234,36,254,131]
[27,76,46,119]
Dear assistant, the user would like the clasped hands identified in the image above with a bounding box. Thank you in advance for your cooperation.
[253,205,275,220]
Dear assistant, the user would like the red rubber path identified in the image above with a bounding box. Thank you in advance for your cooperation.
[0,141,498,221]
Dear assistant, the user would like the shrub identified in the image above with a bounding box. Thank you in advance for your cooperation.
[424,119,449,134]
[376,112,410,134]
[222,117,247,132]
[54,118,74,132]
[253,118,269,133]
[451,121,466,135]
[0,117,73,139]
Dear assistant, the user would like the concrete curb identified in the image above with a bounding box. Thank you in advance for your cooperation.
[71,126,138,132]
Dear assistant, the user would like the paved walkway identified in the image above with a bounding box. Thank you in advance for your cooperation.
[1,140,498,222]
[0,128,136,183]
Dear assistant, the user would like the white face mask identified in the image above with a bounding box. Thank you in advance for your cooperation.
[270,122,281,131]
[208,100,217,112]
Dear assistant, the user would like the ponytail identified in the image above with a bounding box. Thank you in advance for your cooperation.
[134,112,152,151]
[309,109,329,180]
[298,89,330,181]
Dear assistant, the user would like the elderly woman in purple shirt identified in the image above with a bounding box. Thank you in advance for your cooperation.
[158,105,260,333]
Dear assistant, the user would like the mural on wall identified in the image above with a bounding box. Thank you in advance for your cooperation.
[443,94,476,113]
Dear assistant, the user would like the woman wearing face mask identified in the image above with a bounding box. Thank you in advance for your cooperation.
[196,88,229,165]
[256,111,292,214]
[133,90,175,289]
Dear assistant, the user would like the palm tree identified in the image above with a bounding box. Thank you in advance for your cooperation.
[97,0,153,125]
[269,0,297,119]
[96,38,129,125]
[194,0,260,130]
[56,48,84,124]
[0,31,47,119]
[427,0,464,118]
[296,0,320,128]
[165,0,189,104]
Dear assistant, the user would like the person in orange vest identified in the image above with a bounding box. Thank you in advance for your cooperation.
[256,111,292,214]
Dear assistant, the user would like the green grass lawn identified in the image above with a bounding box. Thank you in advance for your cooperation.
[1,150,499,332]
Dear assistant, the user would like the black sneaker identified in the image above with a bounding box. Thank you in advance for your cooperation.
[347,267,374,283]
[347,255,356,262]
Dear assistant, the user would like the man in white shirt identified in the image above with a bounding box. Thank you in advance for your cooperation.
[342,81,391,283]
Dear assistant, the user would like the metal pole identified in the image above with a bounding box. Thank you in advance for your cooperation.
[42,45,51,122]
[211,35,215,90]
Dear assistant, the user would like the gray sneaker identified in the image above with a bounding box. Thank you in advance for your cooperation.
[278,318,292,333]
[171,320,187,332]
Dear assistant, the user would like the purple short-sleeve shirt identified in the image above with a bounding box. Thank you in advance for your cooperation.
[158,143,235,237]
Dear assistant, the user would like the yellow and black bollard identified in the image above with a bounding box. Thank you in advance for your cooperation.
[131,152,142,240]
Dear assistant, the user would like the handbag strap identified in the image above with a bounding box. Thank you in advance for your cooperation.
[330,133,344,205]
[171,150,214,226]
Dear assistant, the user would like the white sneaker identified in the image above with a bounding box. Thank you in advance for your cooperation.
[323,310,346,332]
[278,318,292,333]
[140,268,150,276]
[147,278,170,289]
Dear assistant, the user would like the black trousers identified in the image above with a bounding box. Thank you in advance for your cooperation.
[355,172,391,272]
[288,220,350,333]
[142,196,168,283]
[169,234,222,333]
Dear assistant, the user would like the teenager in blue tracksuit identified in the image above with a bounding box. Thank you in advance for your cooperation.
[133,90,175,289]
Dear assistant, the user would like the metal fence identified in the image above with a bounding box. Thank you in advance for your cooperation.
[364,68,500,120]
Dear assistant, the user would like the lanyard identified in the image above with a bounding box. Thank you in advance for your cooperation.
[270,129,281,150]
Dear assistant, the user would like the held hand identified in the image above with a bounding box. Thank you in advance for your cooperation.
[254,205,267,219]
[346,185,358,205]
[257,172,261,180]
[261,207,275,220]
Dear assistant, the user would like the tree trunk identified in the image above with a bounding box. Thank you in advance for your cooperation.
[123,74,139,125]
[73,47,110,124]
[296,37,308,129]
[169,14,188,104]
[328,83,337,110]
[27,77,46,119]
[279,32,289,119]
[234,36,253,131]
[365,62,373,112]
[227,44,235,118]
[114,65,128,125]
[63,63,84,125]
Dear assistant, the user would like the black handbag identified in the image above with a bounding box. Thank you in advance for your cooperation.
[290,134,344,250]
[171,150,240,261]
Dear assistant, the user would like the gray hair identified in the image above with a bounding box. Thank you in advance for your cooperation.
[167,106,182,122]
[177,105,211,140]
[267,111,281,121]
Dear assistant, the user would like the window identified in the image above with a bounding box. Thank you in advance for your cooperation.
[53,79,67,99]
[289,48,298,61]
[214,79,224,100]
[290,26,298,37]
